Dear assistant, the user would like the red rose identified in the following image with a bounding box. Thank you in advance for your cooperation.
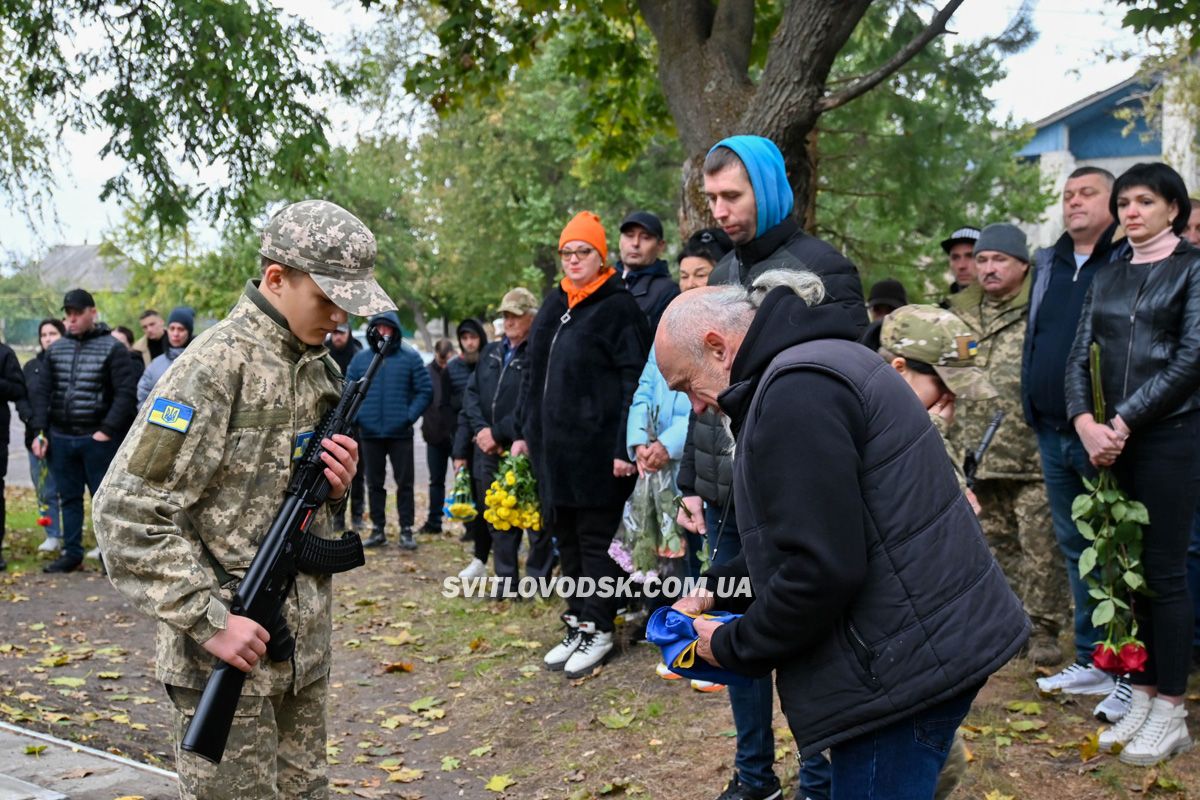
[36,516,52,527]
[1092,642,1122,674]
[1118,642,1148,673]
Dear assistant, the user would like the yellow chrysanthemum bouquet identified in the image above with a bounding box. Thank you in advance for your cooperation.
[443,467,478,521]
[483,453,541,531]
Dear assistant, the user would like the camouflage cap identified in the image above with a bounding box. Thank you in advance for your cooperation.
[880,304,997,400]
[497,287,539,316]
[259,200,396,317]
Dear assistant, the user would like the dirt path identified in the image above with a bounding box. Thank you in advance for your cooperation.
[1,487,1197,799]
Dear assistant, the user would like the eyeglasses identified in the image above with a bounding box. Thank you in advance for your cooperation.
[558,246,596,262]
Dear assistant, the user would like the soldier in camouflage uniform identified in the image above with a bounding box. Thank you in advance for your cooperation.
[93,200,396,800]
[948,223,1067,667]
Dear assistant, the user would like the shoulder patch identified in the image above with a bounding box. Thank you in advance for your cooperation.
[147,397,195,434]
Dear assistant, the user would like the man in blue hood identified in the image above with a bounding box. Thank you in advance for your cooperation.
[703,135,868,333]
[347,310,433,551]
[617,210,679,333]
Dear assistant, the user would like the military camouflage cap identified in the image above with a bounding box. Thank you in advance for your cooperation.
[497,287,539,316]
[259,199,396,316]
[880,304,996,400]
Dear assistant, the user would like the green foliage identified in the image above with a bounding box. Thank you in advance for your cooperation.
[410,35,681,316]
[1116,0,1200,48]
[0,262,58,343]
[812,3,1051,300]
[0,0,343,228]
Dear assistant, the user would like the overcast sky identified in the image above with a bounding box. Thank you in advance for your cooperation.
[0,0,1141,261]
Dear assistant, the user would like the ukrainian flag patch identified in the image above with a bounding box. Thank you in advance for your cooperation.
[293,431,314,460]
[147,397,194,434]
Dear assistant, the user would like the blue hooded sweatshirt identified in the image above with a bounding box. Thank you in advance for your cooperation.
[708,135,793,239]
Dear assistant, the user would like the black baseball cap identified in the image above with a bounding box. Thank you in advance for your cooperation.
[619,211,664,240]
[62,288,96,311]
[868,278,908,310]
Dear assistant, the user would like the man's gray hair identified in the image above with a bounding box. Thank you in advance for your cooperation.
[662,269,826,360]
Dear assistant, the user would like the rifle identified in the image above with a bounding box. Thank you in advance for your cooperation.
[963,410,1005,490]
[181,323,392,764]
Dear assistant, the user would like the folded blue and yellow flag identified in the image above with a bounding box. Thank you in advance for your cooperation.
[645,606,753,687]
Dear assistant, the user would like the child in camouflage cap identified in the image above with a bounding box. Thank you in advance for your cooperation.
[94,200,395,799]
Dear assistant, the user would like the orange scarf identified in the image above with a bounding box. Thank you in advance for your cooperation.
[562,266,616,309]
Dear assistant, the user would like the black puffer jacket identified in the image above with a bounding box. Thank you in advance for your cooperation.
[620,259,680,333]
[32,323,138,438]
[16,351,49,448]
[1065,240,1200,430]
[709,217,869,333]
[519,275,650,509]
[709,287,1029,758]
[677,410,733,507]
[0,343,25,445]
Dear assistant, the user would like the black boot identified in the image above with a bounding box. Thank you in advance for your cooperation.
[399,528,418,551]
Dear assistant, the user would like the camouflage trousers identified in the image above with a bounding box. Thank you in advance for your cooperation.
[167,676,328,800]
[974,478,1067,635]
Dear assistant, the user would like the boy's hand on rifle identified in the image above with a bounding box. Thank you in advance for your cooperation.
[202,614,270,673]
[321,433,359,500]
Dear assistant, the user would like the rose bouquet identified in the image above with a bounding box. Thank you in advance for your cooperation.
[1072,342,1149,674]
[483,453,541,531]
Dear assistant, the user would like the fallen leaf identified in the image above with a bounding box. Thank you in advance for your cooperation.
[24,745,46,756]
[383,661,414,674]
[408,696,443,713]
[1078,732,1100,761]
[59,768,94,779]
[484,774,515,792]
[1005,700,1042,715]
[387,767,424,783]
[47,677,86,688]
[470,744,493,757]
[98,671,122,680]
[1009,720,1047,732]
[440,756,460,771]
[598,711,636,729]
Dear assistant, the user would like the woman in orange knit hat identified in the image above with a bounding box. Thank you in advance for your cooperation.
[513,211,651,679]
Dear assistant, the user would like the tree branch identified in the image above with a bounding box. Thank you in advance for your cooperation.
[817,0,967,113]
[709,0,755,77]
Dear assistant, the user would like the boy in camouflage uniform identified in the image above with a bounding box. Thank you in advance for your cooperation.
[94,200,395,800]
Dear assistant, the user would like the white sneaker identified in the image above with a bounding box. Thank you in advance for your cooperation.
[563,622,613,678]
[543,614,581,671]
[1099,687,1153,752]
[1094,677,1133,723]
[655,662,682,681]
[689,679,725,693]
[1119,697,1193,766]
[458,558,487,580]
[38,537,62,553]
[1035,662,1114,695]
[85,547,102,560]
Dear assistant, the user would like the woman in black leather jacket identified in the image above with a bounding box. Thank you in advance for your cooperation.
[1064,162,1199,766]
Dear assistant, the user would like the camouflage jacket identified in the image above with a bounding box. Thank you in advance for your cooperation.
[947,274,1043,481]
[929,411,969,494]
[94,281,345,694]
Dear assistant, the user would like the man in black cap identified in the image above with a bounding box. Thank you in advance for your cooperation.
[29,288,137,573]
[940,226,981,307]
[617,210,679,333]
[867,278,908,321]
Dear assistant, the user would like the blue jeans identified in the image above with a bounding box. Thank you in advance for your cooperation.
[829,685,980,800]
[1189,504,1200,650]
[28,450,62,539]
[1035,425,1101,665]
[706,502,779,792]
[49,433,119,560]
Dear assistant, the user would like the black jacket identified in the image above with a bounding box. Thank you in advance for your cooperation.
[422,360,456,448]
[708,287,1028,758]
[1022,223,1128,428]
[619,259,680,334]
[326,335,363,376]
[709,217,868,333]
[32,323,138,439]
[676,410,734,507]
[519,275,650,509]
[0,343,26,445]
[16,351,49,448]
[459,338,529,463]
[1066,239,1200,430]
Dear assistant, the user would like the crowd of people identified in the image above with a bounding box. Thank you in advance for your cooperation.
[0,138,1199,799]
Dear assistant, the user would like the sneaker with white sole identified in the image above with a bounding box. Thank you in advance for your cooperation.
[690,679,725,693]
[458,558,488,580]
[38,537,62,553]
[655,661,682,681]
[563,621,613,678]
[85,547,102,560]
[1093,677,1133,723]
[1099,687,1153,752]
[543,614,581,671]
[1035,662,1114,695]
[1119,697,1193,766]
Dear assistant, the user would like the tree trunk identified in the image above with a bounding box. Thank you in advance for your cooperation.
[408,300,434,351]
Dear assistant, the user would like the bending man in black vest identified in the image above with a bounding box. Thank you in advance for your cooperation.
[655,269,1029,800]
